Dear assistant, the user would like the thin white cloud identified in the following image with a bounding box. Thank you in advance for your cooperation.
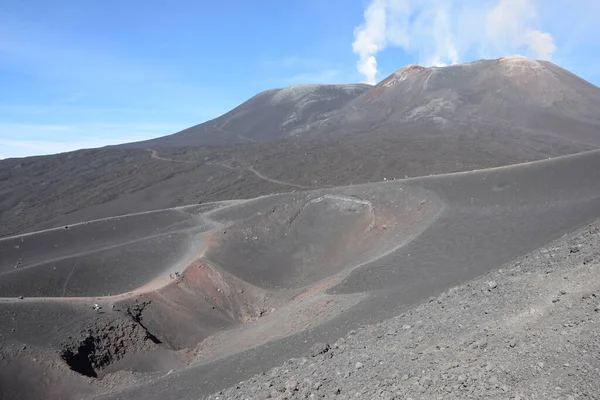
[0,122,187,159]
[0,139,107,159]
[0,13,234,161]
[3,124,73,133]
[352,0,557,83]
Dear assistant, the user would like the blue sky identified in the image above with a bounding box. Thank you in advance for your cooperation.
[1,0,599,159]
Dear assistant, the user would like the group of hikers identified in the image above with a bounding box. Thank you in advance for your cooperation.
[91,271,182,313]
[92,303,116,313]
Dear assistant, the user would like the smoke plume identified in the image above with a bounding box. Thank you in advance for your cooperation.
[352,0,556,84]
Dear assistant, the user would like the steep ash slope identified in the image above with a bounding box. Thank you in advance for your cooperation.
[121,84,370,147]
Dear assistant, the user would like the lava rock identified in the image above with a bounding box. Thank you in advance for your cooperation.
[309,342,330,357]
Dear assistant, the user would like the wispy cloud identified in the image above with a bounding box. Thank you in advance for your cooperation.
[3,124,73,133]
[0,12,238,159]
[0,139,113,159]
[352,0,558,84]
[0,122,187,159]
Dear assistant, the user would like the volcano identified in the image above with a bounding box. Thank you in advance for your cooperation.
[1,57,600,400]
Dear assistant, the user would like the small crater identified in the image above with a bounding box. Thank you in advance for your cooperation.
[59,318,159,378]
[61,336,100,378]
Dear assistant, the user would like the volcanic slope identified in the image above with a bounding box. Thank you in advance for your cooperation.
[313,56,600,146]
[1,57,599,238]
[1,149,600,400]
[121,83,371,147]
[123,56,600,148]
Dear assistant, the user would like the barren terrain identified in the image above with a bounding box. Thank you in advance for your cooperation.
[2,149,600,400]
[206,213,600,400]
[1,57,600,400]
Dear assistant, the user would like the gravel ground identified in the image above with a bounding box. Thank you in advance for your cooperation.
[205,220,600,400]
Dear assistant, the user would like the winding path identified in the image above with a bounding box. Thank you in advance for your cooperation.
[215,162,309,189]
[147,149,194,163]
[246,166,310,189]
[0,227,199,278]
[215,115,257,143]
[149,147,307,189]
[0,200,245,303]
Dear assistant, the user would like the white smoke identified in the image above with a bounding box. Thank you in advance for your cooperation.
[485,0,556,59]
[526,30,557,59]
[352,0,557,83]
[352,0,393,84]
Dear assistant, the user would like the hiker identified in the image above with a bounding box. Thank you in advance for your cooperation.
[93,304,101,313]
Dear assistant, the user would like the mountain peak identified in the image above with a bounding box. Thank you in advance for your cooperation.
[498,54,534,61]
[498,54,541,66]
[494,54,548,85]
[120,57,600,149]
[379,64,427,89]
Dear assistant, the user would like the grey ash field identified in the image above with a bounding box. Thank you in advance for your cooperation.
[1,57,600,400]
